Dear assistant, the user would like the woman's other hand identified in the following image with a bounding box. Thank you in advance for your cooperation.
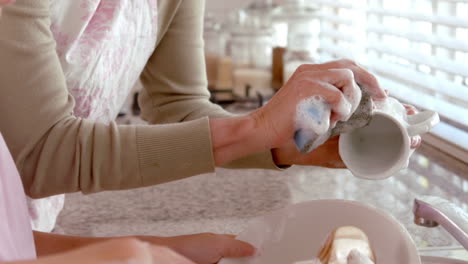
[142,233,256,264]
[33,231,253,264]
[32,238,195,264]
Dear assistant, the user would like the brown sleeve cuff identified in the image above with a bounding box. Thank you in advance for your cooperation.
[136,117,215,185]
[222,150,289,171]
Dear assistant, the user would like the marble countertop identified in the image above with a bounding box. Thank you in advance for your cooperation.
[53,142,468,260]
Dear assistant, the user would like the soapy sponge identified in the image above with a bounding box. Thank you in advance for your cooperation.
[295,89,373,154]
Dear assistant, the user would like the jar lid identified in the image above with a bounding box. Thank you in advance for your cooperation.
[230,26,274,37]
[271,0,319,22]
[245,0,277,16]
[204,12,224,33]
[224,8,274,37]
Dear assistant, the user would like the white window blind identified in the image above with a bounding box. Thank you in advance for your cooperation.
[311,0,468,157]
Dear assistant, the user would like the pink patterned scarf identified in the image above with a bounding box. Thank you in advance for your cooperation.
[28,0,158,232]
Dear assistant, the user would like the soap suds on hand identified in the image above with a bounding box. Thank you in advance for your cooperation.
[295,88,374,154]
[296,96,331,135]
[342,79,363,120]
[294,96,332,153]
[331,89,373,137]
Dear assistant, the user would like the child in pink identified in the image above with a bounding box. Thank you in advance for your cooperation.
[0,134,253,263]
[0,134,36,261]
[0,132,190,264]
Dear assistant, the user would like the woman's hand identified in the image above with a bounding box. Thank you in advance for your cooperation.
[256,59,385,167]
[25,238,194,264]
[210,59,386,167]
[272,135,345,168]
[265,59,387,168]
[271,102,422,169]
[292,59,387,101]
[141,233,256,264]
[252,67,358,149]
[33,231,254,264]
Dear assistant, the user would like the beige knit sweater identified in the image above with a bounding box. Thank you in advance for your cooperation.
[0,0,278,198]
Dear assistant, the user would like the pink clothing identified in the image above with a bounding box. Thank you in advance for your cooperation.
[0,134,36,262]
[49,0,159,122]
[28,0,159,232]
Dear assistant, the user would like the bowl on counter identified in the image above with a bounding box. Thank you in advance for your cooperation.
[421,256,468,264]
[220,200,420,264]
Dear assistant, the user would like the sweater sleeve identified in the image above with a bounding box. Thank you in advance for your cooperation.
[138,0,280,170]
[0,0,216,198]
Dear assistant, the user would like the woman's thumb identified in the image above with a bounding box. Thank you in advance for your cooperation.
[219,235,257,258]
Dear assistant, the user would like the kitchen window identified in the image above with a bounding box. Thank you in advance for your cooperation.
[312,0,468,163]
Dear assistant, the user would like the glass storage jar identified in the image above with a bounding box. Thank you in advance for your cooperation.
[204,13,228,90]
[270,0,321,84]
[226,6,275,98]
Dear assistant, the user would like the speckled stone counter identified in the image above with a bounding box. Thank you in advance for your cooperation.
[53,144,468,260]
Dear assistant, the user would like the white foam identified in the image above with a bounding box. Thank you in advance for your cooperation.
[328,239,374,264]
[295,259,322,264]
[342,81,362,121]
[347,249,375,264]
[296,96,331,135]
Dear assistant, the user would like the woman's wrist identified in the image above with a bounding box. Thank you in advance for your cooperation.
[209,115,267,166]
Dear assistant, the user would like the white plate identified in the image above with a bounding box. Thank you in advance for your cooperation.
[421,256,468,264]
[220,200,420,264]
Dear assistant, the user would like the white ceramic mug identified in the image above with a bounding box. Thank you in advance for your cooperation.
[339,97,440,180]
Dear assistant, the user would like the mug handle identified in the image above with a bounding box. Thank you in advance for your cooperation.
[407,111,440,137]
